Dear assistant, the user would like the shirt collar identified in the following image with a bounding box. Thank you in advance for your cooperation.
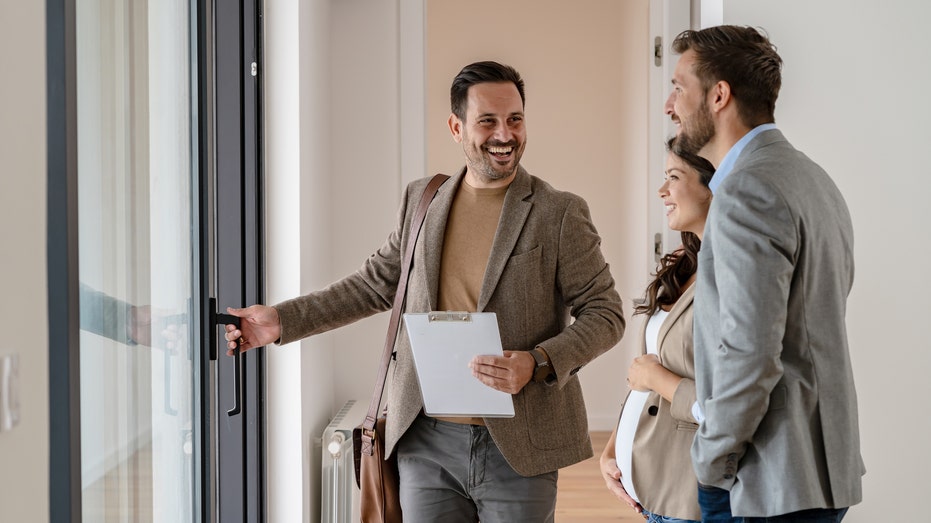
[708,123,778,193]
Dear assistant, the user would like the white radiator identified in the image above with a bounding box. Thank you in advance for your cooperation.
[321,400,367,523]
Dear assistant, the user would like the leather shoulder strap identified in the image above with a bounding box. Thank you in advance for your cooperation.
[362,173,449,431]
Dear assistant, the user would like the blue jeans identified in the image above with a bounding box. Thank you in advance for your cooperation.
[697,483,849,523]
[641,508,700,523]
[396,415,558,523]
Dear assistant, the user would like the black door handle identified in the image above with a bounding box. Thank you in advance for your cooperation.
[211,298,242,417]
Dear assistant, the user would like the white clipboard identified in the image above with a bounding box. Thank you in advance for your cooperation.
[404,312,515,418]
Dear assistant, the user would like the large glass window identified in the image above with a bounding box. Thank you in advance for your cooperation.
[75,0,198,520]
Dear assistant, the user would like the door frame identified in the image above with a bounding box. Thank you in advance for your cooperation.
[648,0,692,262]
[47,0,81,518]
[213,0,266,520]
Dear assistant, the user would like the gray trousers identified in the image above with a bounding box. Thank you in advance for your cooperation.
[396,415,558,522]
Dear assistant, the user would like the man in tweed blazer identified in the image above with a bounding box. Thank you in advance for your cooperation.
[665,26,864,521]
[224,61,625,521]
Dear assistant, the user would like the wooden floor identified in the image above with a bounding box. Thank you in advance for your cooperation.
[87,431,637,522]
[555,431,643,522]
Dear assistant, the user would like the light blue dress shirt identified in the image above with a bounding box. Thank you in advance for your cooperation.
[708,123,778,194]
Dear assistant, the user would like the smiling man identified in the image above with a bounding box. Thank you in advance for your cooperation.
[223,61,625,522]
[664,26,865,522]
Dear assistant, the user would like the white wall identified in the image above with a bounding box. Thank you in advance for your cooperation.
[0,1,49,522]
[326,0,406,414]
[718,2,931,521]
[265,1,323,521]
[266,0,408,521]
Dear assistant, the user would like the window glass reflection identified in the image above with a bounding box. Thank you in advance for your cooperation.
[76,0,197,521]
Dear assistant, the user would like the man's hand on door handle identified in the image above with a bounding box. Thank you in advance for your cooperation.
[223,305,281,355]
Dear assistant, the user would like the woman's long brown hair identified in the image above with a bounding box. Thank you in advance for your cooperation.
[635,138,714,316]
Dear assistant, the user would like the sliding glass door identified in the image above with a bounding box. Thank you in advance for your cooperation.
[74,0,200,520]
[48,0,264,520]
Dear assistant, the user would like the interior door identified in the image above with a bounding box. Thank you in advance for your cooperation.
[648,0,692,260]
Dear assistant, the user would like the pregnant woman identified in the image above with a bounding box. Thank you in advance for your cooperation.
[600,137,713,523]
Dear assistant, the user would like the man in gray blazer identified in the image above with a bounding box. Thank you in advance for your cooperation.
[223,61,625,521]
[664,26,865,521]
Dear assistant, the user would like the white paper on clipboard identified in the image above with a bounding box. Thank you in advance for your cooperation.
[404,311,515,418]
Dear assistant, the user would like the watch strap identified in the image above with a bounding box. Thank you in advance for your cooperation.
[529,347,554,383]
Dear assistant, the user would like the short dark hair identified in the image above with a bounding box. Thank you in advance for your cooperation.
[635,136,715,316]
[672,25,782,128]
[450,61,525,121]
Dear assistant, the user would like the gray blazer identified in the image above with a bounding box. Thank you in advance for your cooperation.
[625,284,700,521]
[275,167,625,476]
[692,129,865,516]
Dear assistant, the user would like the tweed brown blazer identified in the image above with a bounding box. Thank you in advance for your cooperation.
[274,167,625,475]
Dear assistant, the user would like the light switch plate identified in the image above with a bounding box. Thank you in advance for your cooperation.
[0,353,21,432]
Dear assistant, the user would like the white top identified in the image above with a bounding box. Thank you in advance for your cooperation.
[615,308,669,503]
